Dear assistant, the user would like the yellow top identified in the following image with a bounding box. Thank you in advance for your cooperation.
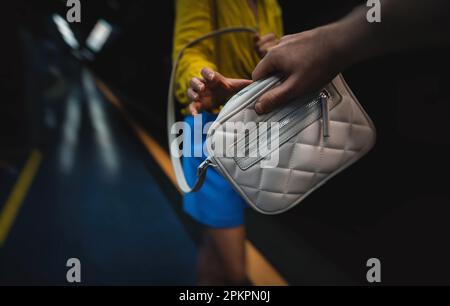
[172,0,283,106]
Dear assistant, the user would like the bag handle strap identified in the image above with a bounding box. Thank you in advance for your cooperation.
[168,27,257,193]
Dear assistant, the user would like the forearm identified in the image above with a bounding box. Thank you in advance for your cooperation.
[325,0,450,70]
[251,0,450,113]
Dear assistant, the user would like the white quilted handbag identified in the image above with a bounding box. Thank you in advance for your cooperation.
[168,28,376,214]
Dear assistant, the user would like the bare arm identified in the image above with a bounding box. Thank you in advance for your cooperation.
[252,0,450,114]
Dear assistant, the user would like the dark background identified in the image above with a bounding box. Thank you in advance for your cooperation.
[1,0,449,285]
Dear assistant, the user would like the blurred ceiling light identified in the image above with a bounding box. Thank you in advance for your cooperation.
[52,13,80,49]
[86,20,113,53]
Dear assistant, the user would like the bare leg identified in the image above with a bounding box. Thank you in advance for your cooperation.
[197,230,227,285]
[210,226,247,285]
[197,225,247,285]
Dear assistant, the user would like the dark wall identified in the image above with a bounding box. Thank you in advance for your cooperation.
[271,1,450,284]
[0,3,28,157]
[87,1,174,145]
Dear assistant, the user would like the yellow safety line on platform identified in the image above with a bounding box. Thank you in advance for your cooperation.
[96,79,288,286]
[0,150,43,246]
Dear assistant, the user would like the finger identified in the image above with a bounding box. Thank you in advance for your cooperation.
[252,51,277,81]
[259,40,279,55]
[264,38,280,48]
[187,88,199,102]
[228,78,253,91]
[190,77,205,93]
[189,101,202,116]
[258,33,276,45]
[188,102,197,116]
[257,33,276,47]
[254,76,297,114]
[201,67,224,87]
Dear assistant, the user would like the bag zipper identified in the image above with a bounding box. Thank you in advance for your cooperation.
[233,90,330,170]
[320,90,330,138]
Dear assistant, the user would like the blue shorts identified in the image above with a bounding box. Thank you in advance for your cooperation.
[182,113,247,228]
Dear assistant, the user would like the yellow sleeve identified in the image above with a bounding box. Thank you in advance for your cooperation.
[172,0,217,105]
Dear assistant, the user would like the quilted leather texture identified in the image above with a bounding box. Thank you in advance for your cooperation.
[206,74,376,214]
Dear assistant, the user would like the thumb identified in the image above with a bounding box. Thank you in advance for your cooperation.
[228,78,253,91]
[254,76,297,114]
[252,51,276,81]
[201,67,223,86]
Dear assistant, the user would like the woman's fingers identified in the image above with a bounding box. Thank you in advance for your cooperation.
[187,88,199,102]
[188,101,202,116]
[190,77,205,93]
[201,67,215,82]
[188,68,252,114]
[255,33,279,57]
[258,40,279,56]
[228,78,253,91]
[201,67,226,87]
[257,33,276,47]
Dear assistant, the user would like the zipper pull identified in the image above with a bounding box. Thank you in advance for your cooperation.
[320,91,330,138]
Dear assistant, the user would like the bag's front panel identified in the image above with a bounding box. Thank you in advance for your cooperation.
[210,75,376,214]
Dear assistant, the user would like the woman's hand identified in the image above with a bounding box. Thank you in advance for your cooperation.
[254,33,280,58]
[187,68,252,115]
